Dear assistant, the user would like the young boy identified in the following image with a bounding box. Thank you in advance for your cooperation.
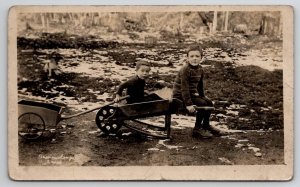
[115,60,160,104]
[172,45,224,138]
[43,52,63,78]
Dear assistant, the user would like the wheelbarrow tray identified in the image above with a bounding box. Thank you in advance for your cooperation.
[116,99,171,120]
[18,100,64,128]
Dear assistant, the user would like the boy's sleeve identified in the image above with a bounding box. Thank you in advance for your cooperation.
[116,79,130,96]
[197,70,205,97]
[180,67,193,106]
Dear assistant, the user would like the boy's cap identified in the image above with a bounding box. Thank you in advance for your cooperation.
[135,60,150,70]
[187,44,203,56]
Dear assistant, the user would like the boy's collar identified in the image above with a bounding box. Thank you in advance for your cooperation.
[136,75,144,80]
[188,63,201,69]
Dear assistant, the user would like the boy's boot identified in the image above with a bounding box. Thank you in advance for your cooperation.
[192,111,212,138]
[203,110,226,136]
[192,127,213,138]
[206,125,227,136]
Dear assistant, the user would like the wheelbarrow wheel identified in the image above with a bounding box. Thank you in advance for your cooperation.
[18,112,45,140]
[95,106,123,135]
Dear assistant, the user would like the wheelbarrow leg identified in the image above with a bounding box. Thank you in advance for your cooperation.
[165,114,171,138]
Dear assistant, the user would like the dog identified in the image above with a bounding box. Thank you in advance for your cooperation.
[43,52,63,77]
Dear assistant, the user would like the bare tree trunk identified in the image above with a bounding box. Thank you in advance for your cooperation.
[179,12,184,30]
[212,11,218,33]
[220,12,224,31]
[68,13,74,26]
[33,14,40,25]
[69,13,73,20]
[41,13,45,28]
[108,12,112,23]
[145,13,151,26]
[45,13,50,32]
[90,13,93,26]
[50,13,54,20]
[260,13,279,36]
[224,11,229,32]
[41,13,49,31]
[79,13,86,27]
[278,13,282,36]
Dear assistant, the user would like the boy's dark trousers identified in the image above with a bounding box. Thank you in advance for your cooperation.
[192,97,213,129]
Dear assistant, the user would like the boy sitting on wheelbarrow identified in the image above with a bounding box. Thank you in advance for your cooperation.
[115,60,161,104]
[172,44,226,138]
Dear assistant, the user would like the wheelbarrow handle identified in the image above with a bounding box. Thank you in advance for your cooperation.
[60,95,129,120]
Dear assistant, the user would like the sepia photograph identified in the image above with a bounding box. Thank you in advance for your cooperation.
[8,5,293,180]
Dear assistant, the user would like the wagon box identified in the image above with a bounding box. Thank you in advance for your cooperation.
[18,100,64,128]
[117,99,171,119]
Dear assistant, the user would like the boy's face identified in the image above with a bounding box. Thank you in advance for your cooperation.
[136,65,150,80]
[187,50,202,66]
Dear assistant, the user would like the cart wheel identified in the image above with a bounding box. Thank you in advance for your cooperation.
[18,112,45,140]
[95,106,123,134]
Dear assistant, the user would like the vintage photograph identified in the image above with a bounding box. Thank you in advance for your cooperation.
[8,6,293,180]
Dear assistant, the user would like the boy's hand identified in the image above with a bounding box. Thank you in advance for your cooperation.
[200,57,206,63]
[114,95,121,102]
[54,69,62,75]
[144,90,150,96]
[186,105,196,113]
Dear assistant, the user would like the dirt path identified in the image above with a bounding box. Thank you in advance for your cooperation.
[19,112,284,166]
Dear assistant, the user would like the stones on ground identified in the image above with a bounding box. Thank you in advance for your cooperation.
[121,132,132,136]
[66,123,75,128]
[96,132,106,137]
[234,139,263,157]
[235,143,246,148]
[148,148,160,151]
[226,110,239,116]
[255,153,262,157]
[88,130,99,134]
[158,140,183,150]
[221,135,230,139]
[216,114,227,118]
[238,139,249,143]
[248,146,260,152]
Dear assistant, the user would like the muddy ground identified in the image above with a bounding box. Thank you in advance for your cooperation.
[17,32,284,166]
[19,112,284,166]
